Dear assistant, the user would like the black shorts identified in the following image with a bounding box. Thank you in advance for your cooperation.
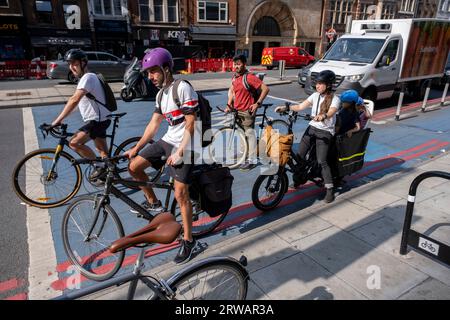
[79,120,111,139]
[139,139,193,184]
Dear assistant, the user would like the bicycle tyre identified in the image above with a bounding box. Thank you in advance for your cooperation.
[252,172,288,211]
[62,195,125,281]
[113,137,164,189]
[170,198,227,238]
[270,119,290,135]
[208,127,247,170]
[167,257,248,300]
[12,148,82,208]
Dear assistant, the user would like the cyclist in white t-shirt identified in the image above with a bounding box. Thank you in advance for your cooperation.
[51,49,111,181]
[275,70,340,203]
[123,48,199,264]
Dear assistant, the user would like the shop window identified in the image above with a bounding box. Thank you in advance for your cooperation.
[92,0,123,16]
[0,0,9,8]
[35,0,54,24]
[198,1,228,22]
[139,0,150,21]
[252,16,281,36]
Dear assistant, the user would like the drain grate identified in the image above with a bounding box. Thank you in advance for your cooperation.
[7,92,32,97]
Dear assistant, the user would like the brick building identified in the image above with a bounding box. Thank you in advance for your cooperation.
[236,0,323,65]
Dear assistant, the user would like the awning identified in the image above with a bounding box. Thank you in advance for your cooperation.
[191,34,237,41]
[30,36,92,47]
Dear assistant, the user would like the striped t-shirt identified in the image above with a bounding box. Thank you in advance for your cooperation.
[155,80,199,148]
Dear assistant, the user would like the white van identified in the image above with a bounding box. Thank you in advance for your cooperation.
[305,19,450,102]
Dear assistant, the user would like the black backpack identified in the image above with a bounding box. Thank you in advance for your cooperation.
[157,79,212,147]
[85,73,118,112]
[189,164,234,217]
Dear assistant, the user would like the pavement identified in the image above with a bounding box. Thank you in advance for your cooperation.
[0,73,292,109]
[75,150,450,300]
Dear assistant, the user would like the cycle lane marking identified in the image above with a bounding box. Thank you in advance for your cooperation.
[22,107,60,299]
[49,139,449,291]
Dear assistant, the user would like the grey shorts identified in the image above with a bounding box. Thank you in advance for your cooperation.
[139,139,193,184]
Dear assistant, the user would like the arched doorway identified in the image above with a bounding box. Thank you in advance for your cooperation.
[252,16,282,64]
[245,1,298,64]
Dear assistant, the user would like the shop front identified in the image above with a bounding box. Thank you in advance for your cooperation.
[190,26,236,59]
[0,16,29,61]
[132,26,191,58]
[94,19,131,58]
[28,28,92,61]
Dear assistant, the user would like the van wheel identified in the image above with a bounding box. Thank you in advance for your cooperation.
[413,79,432,101]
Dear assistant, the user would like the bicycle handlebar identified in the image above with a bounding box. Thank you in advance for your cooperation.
[39,123,71,139]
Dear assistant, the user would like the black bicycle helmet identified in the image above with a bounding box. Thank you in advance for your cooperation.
[64,49,88,63]
[315,70,336,88]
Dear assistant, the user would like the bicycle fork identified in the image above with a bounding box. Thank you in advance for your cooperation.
[45,143,64,181]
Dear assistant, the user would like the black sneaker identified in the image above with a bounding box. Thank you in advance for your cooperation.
[174,239,198,264]
[130,200,164,214]
[89,167,106,181]
[240,161,258,171]
[324,188,335,203]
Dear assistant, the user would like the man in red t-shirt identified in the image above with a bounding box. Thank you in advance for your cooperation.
[226,54,269,170]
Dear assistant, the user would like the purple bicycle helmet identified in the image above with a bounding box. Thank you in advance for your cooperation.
[141,48,173,72]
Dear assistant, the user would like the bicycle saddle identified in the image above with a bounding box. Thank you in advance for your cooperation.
[109,212,181,253]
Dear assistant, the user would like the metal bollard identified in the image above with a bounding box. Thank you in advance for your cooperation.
[421,80,432,112]
[279,60,286,80]
[395,83,406,121]
[441,71,450,107]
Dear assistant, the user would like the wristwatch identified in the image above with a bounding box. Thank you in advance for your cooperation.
[256,101,261,106]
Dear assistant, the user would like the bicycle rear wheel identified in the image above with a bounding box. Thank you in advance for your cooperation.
[252,172,288,211]
[12,148,82,208]
[62,195,125,281]
[170,198,227,237]
[208,127,247,170]
[167,257,248,300]
[113,137,163,189]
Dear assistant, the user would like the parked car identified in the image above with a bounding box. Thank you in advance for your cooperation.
[46,51,131,83]
[297,61,316,87]
[261,46,315,70]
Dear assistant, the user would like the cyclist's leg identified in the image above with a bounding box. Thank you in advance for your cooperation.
[69,130,96,159]
[129,140,168,204]
[173,179,193,241]
[314,128,334,188]
[128,155,159,204]
[91,120,111,158]
[297,126,313,163]
[241,111,257,163]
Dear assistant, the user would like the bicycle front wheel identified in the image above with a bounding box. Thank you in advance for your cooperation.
[12,148,82,208]
[170,198,227,238]
[113,137,163,189]
[62,195,125,281]
[208,127,247,170]
[167,258,248,300]
[252,172,288,211]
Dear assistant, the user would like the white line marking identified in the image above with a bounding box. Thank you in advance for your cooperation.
[23,107,60,299]
[267,95,300,104]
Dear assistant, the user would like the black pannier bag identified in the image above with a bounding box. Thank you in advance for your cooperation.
[334,128,371,177]
[190,164,234,217]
